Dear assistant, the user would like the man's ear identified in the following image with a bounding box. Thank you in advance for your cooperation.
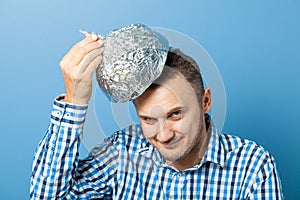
[202,88,212,113]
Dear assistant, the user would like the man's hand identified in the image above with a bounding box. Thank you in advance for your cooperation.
[60,34,103,105]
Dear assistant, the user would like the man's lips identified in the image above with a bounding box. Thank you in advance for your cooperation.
[158,137,182,149]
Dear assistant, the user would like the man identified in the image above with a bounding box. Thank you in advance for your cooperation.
[30,34,283,199]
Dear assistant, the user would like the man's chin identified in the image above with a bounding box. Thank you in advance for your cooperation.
[158,149,187,163]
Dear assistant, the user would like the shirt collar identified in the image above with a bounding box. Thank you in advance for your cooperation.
[200,124,226,168]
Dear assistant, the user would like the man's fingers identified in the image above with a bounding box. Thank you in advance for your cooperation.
[66,42,103,69]
[77,47,104,73]
[60,37,103,68]
[83,55,103,76]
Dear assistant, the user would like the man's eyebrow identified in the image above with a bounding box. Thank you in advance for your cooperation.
[138,106,186,119]
[166,106,185,116]
[138,114,155,119]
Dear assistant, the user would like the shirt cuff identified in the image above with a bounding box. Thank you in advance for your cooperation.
[50,94,88,128]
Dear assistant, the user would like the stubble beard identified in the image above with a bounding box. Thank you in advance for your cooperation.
[157,121,205,163]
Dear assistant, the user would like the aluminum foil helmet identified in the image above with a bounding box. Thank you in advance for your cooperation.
[96,24,169,103]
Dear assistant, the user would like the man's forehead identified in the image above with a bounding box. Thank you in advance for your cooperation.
[135,74,196,110]
[153,73,195,96]
[136,85,181,107]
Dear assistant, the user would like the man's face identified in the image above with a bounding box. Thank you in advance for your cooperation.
[134,73,211,166]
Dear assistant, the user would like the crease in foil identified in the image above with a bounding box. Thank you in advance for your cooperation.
[81,24,169,103]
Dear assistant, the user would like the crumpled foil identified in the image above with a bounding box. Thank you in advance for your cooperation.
[95,24,169,103]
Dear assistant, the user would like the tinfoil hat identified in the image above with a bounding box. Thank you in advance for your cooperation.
[86,24,169,103]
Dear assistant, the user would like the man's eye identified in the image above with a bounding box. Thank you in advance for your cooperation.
[142,117,155,124]
[169,111,182,120]
[173,111,181,116]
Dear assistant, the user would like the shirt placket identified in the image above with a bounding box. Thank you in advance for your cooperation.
[173,172,186,200]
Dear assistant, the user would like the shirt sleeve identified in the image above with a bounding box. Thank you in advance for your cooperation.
[247,153,284,200]
[30,95,94,199]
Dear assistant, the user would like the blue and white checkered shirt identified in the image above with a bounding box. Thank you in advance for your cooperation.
[30,97,284,199]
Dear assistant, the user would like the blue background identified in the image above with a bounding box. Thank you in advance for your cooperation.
[0,0,299,199]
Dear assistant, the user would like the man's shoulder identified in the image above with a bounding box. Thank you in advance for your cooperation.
[219,132,274,162]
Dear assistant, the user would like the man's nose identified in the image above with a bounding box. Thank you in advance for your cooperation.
[156,120,175,142]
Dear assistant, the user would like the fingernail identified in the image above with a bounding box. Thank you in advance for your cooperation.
[90,33,98,41]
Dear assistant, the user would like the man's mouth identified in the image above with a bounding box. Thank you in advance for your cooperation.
[159,137,182,149]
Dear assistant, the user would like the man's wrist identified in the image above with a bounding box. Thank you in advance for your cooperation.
[52,94,88,128]
[57,94,88,107]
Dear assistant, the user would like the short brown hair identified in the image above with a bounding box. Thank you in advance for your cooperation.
[147,48,205,103]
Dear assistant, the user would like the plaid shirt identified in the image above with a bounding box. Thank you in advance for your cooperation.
[30,97,284,199]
